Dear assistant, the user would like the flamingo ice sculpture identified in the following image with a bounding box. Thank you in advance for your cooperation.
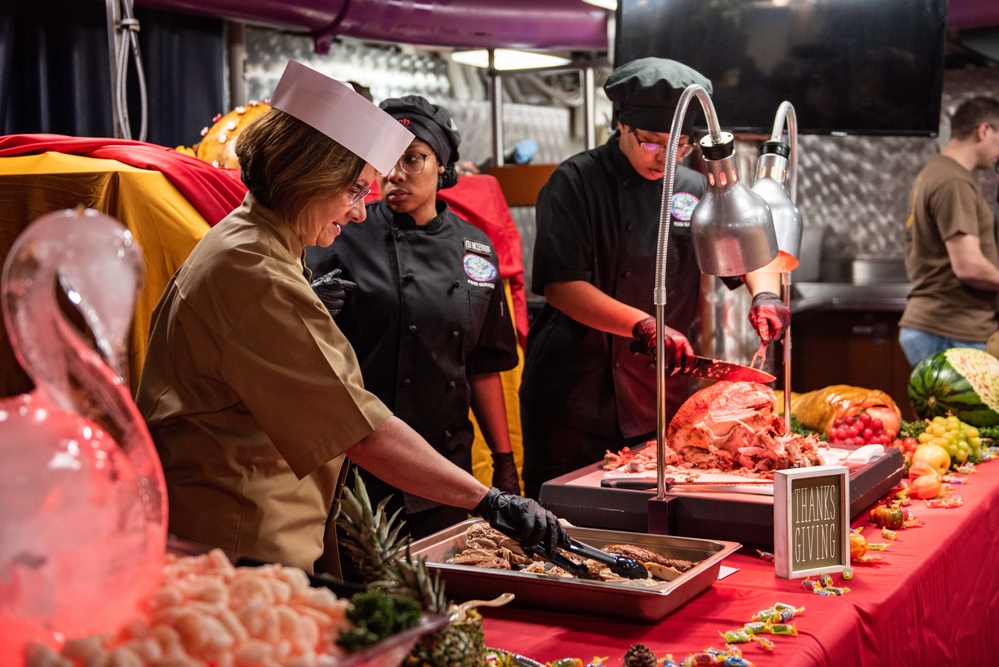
[0,209,167,661]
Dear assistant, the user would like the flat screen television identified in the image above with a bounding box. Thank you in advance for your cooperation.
[615,0,948,137]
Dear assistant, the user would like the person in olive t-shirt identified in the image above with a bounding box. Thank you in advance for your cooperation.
[899,96,999,367]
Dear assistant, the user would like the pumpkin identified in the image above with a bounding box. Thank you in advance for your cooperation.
[869,504,905,530]
[907,348,999,427]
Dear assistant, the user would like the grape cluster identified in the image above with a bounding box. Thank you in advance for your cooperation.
[916,415,983,465]
[828,411,892,446]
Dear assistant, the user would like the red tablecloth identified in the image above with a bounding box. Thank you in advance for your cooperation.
[480,461,999,666]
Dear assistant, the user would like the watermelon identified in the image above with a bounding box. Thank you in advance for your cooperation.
[908,347,999,426]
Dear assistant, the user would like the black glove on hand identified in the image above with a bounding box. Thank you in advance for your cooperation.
[491,452,521,497]
[629,316,696,375]
[748,291,791,343]
[475,487,569,556]
[311,268,357,319]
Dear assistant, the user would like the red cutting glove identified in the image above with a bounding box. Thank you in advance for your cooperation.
[630,316,696,375]
[748,291,791,342]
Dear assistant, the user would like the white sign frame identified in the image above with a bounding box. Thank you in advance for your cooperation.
[773,466,850,579]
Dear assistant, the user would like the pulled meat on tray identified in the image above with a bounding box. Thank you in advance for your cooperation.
[444,524,700,586]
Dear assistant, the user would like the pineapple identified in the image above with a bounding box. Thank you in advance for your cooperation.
[335,470,487,667]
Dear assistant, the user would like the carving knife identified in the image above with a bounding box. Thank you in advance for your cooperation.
[683,355,775,384]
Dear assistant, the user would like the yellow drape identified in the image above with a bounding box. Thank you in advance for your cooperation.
[0,153,210,394]
[469,279,524,491]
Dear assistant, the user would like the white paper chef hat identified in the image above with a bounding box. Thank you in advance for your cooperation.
[270,60,414,175]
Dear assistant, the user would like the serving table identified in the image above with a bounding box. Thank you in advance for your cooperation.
[481,459,999,666]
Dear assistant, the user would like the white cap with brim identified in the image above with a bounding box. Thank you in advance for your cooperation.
[270,60,414,175]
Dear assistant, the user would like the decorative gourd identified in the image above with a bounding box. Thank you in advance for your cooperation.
[775,385,902,438]
[907,347,999,426]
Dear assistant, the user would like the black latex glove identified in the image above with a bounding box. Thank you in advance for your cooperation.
[311,268,356,319]
[629,316,696,375]
[491,452,521,496]
[474,487,569,556]
[748,291,791,343]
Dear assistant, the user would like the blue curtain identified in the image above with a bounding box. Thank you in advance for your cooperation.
[0,1,225,149]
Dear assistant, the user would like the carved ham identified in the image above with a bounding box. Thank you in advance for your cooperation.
[666,381,822,474]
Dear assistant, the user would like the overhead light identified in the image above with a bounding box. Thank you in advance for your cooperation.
[450,49,572,71]
[582,0,617,9]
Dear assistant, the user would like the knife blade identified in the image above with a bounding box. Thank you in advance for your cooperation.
[683,355,775,383]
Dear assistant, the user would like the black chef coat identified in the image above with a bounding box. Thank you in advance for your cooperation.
[306,199,518,514]
[520,133,707,442]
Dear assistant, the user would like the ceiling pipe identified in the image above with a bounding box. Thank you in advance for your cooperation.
[132,0,610,51]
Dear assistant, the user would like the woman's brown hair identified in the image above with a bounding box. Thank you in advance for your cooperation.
[235,108,366,229]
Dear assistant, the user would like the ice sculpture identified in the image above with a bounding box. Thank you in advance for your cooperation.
[0,208,167,662]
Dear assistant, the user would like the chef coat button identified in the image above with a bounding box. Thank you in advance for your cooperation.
[402,378,412,387]
[447,380,457,390]
[626,223,634,231]
[614,362,620,369]
[624,270,632,278]
[444,430,452,439]
[403,273,415,283]
[452,279,461,288]
[451,330,460,338]
[395,232,404,241]
[409,324,418,333]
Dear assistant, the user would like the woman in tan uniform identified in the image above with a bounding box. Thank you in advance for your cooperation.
[135,61,566,576]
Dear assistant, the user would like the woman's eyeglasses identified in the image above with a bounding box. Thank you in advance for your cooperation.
[629,127,695,158]
[347,185,371,206]
[396,151,431,175]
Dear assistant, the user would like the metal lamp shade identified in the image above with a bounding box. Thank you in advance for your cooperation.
[691,133,778,277]
[752,143,803,259]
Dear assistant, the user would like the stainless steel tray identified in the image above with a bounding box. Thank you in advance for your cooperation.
[409,519,740,622]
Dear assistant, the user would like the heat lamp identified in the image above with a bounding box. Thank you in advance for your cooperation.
[649,84,778,529]
[751,101,802,435]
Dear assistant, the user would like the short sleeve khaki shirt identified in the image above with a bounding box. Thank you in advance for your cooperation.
[136,193,392,571]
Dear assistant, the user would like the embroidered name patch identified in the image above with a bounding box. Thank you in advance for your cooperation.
[463,238,492,256]
[463,253,498,284]
[671,191,700,222]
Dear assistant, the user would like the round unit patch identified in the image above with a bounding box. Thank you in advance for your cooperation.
[463,253,498,282]
[671,191,700,221]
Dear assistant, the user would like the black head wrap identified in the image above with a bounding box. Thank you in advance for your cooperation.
[379,95,461,188]
[604,57,713,136]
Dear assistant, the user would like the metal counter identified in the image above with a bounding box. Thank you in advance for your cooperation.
[791,282,910,315]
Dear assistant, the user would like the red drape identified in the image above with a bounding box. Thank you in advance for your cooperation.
[0,134,528,347]
[0,135,246,226]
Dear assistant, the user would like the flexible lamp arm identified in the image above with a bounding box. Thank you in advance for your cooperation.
[768,100,798,204]
[652,83,722,499]
[654,84,722,307]
[766,100,799,435]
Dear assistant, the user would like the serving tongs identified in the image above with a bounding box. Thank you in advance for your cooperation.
[531,539,649,580]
